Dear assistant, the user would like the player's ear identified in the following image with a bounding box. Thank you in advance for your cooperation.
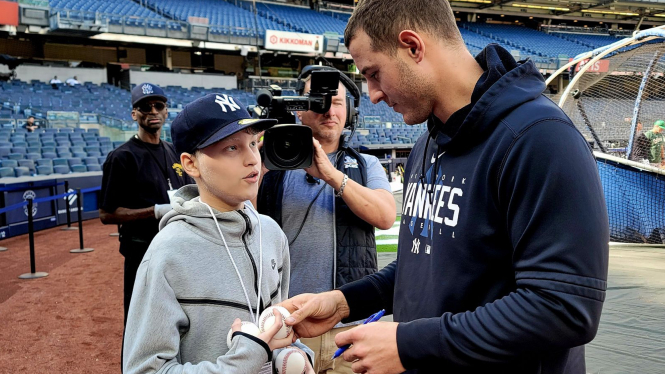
[180,152,200,179]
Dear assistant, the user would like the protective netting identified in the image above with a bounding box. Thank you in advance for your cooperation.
[596,154,665,244]
[551,32,665,244]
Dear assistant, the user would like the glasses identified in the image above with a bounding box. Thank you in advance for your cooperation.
[135,102,166,113]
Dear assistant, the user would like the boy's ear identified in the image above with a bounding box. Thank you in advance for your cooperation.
[180,152,200,179]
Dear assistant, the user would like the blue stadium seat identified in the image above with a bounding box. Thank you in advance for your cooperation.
[83,157,99,165]
[0,159,18,168]
[0,147,11,158]
[70,164,87,173]
[67,158,82,167]
[72,151,87,158]
[0,167,14,177]
[54,165,70,174]
[36,165,53,175]
[98,156,107,164]
[8,153,23,160]
[14,166,30,177]
[53,158,69,167]
[86,164,102,172]
[36,158,53,167]
[42,152,57,159]
[11,147,26,155]
[25,152,41,160]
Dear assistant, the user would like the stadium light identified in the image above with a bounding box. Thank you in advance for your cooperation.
[451,0,492,3]
[581,9,639,16]
[512,3,570,11]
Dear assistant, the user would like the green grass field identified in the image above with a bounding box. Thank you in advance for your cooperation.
[376,216,400,252]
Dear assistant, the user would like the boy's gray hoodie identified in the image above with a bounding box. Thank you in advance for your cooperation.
[123,185,306,374]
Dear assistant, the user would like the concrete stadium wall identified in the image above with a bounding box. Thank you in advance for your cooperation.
[0,65,107,84]
[129,71,238,90]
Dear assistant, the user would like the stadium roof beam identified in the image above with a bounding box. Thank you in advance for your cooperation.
[555,0,615,16]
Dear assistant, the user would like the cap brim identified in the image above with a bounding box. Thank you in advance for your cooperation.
[133,94,168,107]
[196,118,278,150]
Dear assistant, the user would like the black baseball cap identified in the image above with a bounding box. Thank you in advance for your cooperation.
[131,82,167,107]
[171,93,277,155]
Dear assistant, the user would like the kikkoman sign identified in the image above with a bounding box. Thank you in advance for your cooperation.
[265,30,323,54]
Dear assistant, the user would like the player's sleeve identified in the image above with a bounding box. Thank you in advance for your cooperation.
[395,120,609,369]
[123,251,272,374]
[338,259,397,322]
[100,151,133,213]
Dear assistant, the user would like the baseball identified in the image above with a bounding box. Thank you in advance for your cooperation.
[258,306,292,339]
[273,347,307,374]
[226,321,261,349]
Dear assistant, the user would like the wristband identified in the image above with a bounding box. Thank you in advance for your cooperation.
[335,174,349,198]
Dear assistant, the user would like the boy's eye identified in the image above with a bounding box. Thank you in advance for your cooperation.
[227,145,237,151]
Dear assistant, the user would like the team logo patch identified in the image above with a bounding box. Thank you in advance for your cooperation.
[215,94,240,113]
[142,84,153,95]
[344,156,358,169]
[172,163,183,177]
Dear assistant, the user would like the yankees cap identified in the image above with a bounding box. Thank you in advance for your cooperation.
[171,93,277,155]
[131,82,167,107]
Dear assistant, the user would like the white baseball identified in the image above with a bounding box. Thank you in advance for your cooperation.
[273,347,307,374]
[258,306,292,339]
[226,321,261,349]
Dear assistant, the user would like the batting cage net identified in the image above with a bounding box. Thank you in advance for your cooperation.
[547,26,665,244]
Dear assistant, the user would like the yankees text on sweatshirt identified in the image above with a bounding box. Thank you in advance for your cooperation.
[339,45,609,373]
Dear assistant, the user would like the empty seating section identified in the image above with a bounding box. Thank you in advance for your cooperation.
[550,33,621,49]
[0,127,110,177]
[255,3,347,35]
[49,0,165,24]
[144,0,289,35]
[0,81,133,123]
[459,23,590,59]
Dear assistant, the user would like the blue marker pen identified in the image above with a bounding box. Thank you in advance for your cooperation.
[331,309,386,360]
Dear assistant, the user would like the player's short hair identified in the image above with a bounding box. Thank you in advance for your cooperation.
[344,0,463,55]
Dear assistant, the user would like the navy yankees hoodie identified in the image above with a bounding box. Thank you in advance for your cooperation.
[339,45,609,373]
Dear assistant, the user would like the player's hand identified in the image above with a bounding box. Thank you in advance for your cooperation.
[279,290,350,340]
[336,322,405,374]
[304,138,341,184]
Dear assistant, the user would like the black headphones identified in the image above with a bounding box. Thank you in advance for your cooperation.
[297,65,360,130]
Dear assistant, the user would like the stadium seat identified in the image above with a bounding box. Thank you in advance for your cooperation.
[82,157,99,165]
[14,166,30,177]
[0,147,10,158]
[25,153,41,160]
[11,147,26,155]
[0,167,14,177]
[53,158,69,167]
[86,164,102,172]
[70,164,87,173]
[67,158,82,167]
[8,153,23,160]
[42,146,56,154]
[27,146,41,154]
[97,156,107,164]
[0,159,18,168]
[36,158,53,167]
[42,152,58,159]
[54,165,70,174]
[72,151,87,158]
[36,165,53,175]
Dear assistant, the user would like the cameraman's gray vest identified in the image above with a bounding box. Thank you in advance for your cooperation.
[258,147,378,288]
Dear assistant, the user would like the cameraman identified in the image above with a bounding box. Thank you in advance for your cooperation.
[258,67,396,374]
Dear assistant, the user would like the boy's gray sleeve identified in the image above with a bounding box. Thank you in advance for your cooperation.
[123,257,271,374]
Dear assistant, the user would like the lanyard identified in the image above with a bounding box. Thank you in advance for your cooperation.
[134,135,173,190]
[202,202,263,324]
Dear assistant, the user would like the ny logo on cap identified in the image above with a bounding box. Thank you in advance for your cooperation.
[215,94,240,113]
[142,84,154,95]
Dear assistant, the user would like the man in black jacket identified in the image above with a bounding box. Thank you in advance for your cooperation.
[280,1,609,373]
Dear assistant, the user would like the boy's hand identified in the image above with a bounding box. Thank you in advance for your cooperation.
[258,310,294,350]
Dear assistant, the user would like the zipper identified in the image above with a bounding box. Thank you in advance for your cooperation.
[237,209,263,312]
[178,298,251,311]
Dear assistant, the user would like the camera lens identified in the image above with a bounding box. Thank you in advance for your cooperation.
[273,132,302,162]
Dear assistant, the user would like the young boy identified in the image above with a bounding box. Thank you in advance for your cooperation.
[123,93,313,374]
